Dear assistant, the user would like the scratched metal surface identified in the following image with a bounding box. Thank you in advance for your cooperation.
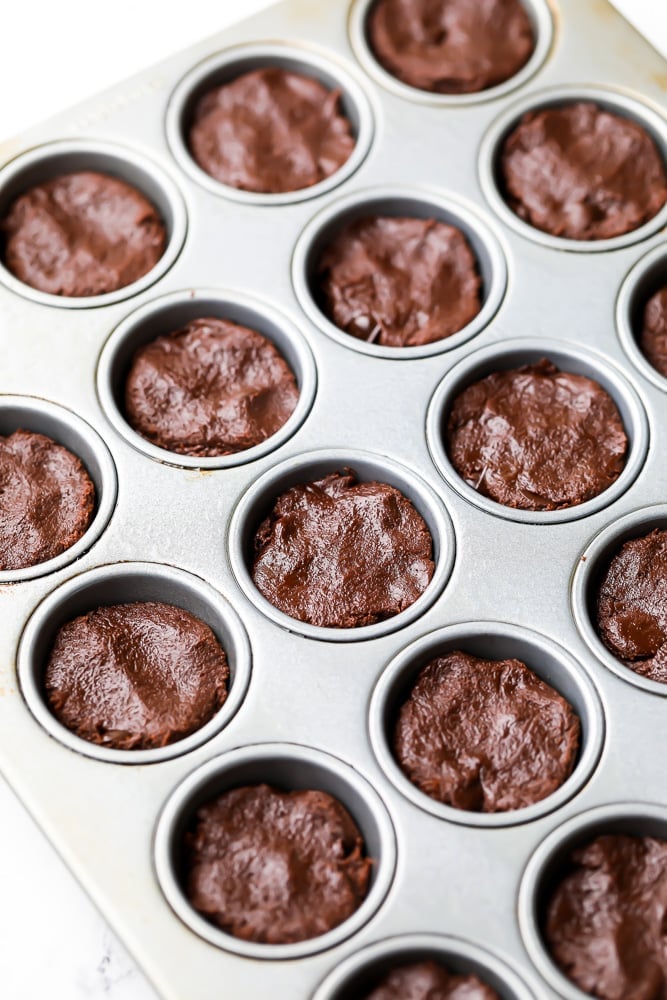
[0,1,666,997]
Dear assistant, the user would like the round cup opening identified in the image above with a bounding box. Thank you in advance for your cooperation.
[519,803,667,1000]
[96,289,317,469]
[617,244,667,391]
[154,743,396,959]
[0,395,117,583]
[228,448,456,642]
[292,186,507,360]
[17,561,251,763]
[426,338,649,524]
[313,933,534,999]
[0,140,187,307]
[166,42,374,205]
[348,0,554,108]
[479,86,667,252]
[370,622,604,828]
[572,504,667,697]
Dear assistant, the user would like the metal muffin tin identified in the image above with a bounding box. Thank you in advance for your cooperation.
[0,1,666,997]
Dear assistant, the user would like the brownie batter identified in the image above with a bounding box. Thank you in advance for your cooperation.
[364,960,500,999]
[2,171,166,296]
[45,602,229,750]
[546,834,667,1000]
[124,317,299,457]
[597,529,667,684]
[0,429,95,571]
[446,359,628,511]
[252,470,434,628]
[394,651,579,812]
[500,102,667,241]
[316,216,482,348]
[185,784,371,943]
[367,0,534,95]
[640,286,667,378]
[188,68,355,194]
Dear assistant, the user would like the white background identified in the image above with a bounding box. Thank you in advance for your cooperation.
[0,1,665,998]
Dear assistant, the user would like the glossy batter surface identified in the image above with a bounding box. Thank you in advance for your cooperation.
[640,287,667,378]
[316,216,482,348]
[185,784,371,943]
[125,317,299,457]
[364,959,500,999]
[367,0,534,94]
[446,360,627,511]
[252,470,434,628]
[2,171,166,296]
[0,429,95,571]
[188,68,355,193]
[597,529,667,684]
[546,834,667,1000]
[394,651,580,812]
[45,602,229,749]
[500,102,667,240]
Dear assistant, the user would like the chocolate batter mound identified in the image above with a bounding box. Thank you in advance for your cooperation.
[2,171,166,296]
[185,784,371,943]
[124,317,299,457]
[597,529,667,684]
[0,430,95,571]
[252,470,434,628]
[363,960,500,999]
[45,602,229,750]
[546,834,667,1000]
[316,216,482,348]
[367,0,534,95]
[640,286,667,379]
[446,359,628,511]
[394,651,580,812]
[500,102,667,240]
[188,68,355,194]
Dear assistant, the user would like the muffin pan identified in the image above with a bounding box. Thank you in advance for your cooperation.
[1,1,666,997]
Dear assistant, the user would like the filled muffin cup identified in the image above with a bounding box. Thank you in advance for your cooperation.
[572,504,667,697]
[479,86,667,253]
[617,243,667,391]
[166,42,374,205]
[17,562,251,764]
[228,448,456,642]
[0,396,117,583]
[369,622,604,829]
[426,339,649,525]
[0,139,186,307]
[292,185,507,360]
[519,803,667,1000]
[96,288,317,469]
[348,0,554,108]
[154,743,396,959]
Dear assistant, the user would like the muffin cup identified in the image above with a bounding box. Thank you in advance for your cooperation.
[153,742,397,959]
[17,561,251,764]
[617,243,667,391]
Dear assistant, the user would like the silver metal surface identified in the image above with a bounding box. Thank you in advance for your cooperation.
[617,244,667,392]
[0,1,666,997]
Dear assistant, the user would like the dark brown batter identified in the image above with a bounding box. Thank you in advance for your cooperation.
[546,834,667,1000]
[446,359,628,511]
[394,651,580,812]
[2,171,166,296]
[316,216,482,348]
[640,286,667,378]
[188,67,355,194]
[597,529,667,684]
[500,102,667,241]
[124,317,299,457]
[185,784,372,944]
[367,0,534,95]
[364,960,500,999]
[0,429,95,571]
[45,602,229,750]
[252,470,434,628]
